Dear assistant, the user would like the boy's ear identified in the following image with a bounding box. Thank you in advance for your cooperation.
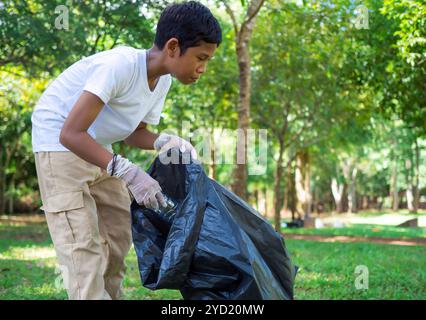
[165,38,180,57]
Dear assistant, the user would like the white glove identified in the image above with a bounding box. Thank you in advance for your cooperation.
[153,133,197,159]
[107,154,166,210]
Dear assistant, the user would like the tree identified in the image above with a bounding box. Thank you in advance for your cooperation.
[251,0,364,229]
[380,0,426,134]
[219,0,266,200]
[0,0,165,75]
[0,68,43,213]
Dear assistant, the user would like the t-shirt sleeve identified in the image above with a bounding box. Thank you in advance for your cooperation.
[142,77,172,125]
[83,53,133,104]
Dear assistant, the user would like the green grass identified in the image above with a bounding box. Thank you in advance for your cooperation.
[283,224,426,239]
[351,209,426,218]
[288,239,426,299]
[0,221,425,300]
[0,223,181,300]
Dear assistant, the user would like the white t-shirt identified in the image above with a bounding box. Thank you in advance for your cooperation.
[31,46,172,153]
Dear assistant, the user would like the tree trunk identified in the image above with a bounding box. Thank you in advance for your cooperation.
[313,183,319,214]
[8,173,15,214]
[390,145,399,211]
[304,151,311,218]
[273,142,284,232]
[210,144,218,180]
[232,42,251,200]
[331,178,344,213]
[347,167,358,213]
[362,196,368,210]
[1,145,13,215]
[263,186,268,217]
[405,158,414,212]
[413,138,420,213]
[227,0,265,201]
[288,164,297,221]
[342,159,357,213]
[0,145,4,214]
[295,150,311,219]
[283,163,291,213]
[295,152,304,218]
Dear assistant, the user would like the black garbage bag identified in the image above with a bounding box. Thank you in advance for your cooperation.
[131,150,297,300]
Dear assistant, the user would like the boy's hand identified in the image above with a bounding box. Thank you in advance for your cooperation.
[153,133,197,159]
[123,164,167,210]
[107,155,166,210]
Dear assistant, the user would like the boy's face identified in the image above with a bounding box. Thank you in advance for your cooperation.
[166,39,217,85]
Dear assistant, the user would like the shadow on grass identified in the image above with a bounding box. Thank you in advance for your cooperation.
[0,225,52,255]
[0,258,67,300]
[287,239,426,299]
[0,223,182,300]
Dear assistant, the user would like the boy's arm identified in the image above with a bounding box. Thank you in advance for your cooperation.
[59,91,113,169]
[124,122,159,150]
[60,91,166,209]
[124,123,198,158]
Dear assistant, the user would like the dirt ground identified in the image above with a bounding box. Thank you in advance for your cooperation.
[282,233,426,246]
[2,213,425,246]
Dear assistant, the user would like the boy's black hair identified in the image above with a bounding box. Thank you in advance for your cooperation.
[154,1,222,55]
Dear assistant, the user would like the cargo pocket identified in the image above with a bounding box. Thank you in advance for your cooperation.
[42,190,86,246]
[41,190,84,213]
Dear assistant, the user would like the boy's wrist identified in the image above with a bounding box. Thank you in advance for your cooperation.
[153,133,172,151]
[107,154,133,178]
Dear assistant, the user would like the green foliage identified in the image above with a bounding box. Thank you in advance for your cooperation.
[0,0,165,76]
[0,69,45,212]
[353,0,426,134]
[0,0,424,215]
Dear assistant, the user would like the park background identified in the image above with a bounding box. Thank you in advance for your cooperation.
[0,0,425,299]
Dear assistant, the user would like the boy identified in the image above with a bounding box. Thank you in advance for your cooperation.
[31,1,222,300]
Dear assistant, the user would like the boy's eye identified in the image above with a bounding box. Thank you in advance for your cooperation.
[198,56,212,62]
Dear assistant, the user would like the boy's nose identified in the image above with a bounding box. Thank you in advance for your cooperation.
[196,64,207,74]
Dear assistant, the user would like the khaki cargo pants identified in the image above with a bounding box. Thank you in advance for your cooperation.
[34,151,132,300]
